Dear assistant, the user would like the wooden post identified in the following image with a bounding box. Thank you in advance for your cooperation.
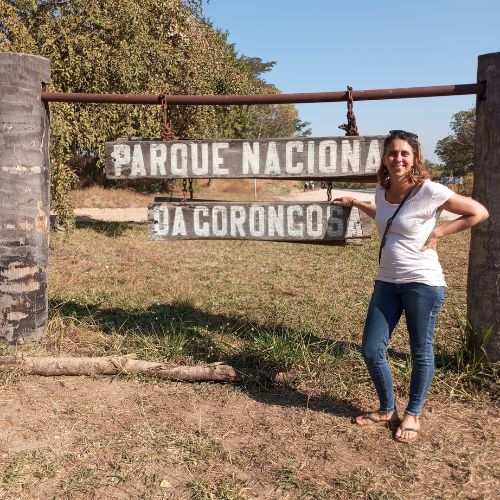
[467,52,500,361]
[0,53,51,344]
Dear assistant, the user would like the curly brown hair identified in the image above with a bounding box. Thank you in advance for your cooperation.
[377,132,429,189]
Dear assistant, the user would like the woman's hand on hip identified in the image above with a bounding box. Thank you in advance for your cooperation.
[419,229,441,252]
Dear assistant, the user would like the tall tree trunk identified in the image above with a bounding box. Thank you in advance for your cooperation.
[0,53,51,344]
[467,52,500,361]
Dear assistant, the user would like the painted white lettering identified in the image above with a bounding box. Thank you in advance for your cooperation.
[213,143,229,175]
[150,144,167,176]
[306,205,323,237]
[131,144,146,176]
[249,206,265,237]
[287,205,304,237]
[242,142,260,175]
[264,142,280,175]
[341,140,360,173]
[230,206,246,237]
[268,206,284,237]
[154,206,169,235]
[365,140,381,173]
[285,141,303,174]
[318,140,337,174]
[111,144,130,177]
[191,143,209,176]
[193,206,209,236]
[171,144,188,176]
[212,205,228,236]
[326,205,344,237]
[307,141,315,174]
[171,207,187,236]
[346,207,364,237]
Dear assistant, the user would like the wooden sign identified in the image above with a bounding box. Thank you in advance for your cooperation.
[148,202,371,242]
[106,136,385,180]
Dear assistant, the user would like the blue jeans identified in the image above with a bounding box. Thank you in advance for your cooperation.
[362,280,445,416]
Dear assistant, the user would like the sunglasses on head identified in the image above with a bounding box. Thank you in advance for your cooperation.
[389,130,419,140]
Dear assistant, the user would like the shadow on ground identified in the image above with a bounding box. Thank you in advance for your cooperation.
[48,297,414,418]
[74,219,138,237]
[245,386,362,418]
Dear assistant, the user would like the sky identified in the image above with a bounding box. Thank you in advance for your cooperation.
[202,0,499,162]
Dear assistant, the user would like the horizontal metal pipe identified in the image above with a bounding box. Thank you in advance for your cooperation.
[40,83,485,105]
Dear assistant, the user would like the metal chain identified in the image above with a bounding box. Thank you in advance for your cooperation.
[189,179,194,200]
[326,86,360,202]
[182,178,188,202]
[338,86,359,136]
[327,182,332,202]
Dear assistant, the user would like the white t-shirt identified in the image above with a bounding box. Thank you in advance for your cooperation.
[375,180,455,286]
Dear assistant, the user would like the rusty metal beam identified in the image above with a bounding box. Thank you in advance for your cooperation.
[40,83,485,105]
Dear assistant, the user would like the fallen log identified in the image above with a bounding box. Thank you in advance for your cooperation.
[0,354,278,383]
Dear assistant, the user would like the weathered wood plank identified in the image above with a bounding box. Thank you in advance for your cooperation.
[148,202,371,242]
[106,136,385,179]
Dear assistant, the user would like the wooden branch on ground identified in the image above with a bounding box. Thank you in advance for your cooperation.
[0,354,278,383]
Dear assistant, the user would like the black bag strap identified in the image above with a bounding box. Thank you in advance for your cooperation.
[378,187,415,264]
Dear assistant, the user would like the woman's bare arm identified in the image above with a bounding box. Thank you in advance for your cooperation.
[420,194,489,252]
[332,197,376,220]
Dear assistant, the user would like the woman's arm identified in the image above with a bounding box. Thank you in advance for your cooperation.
[332,197,376,219]
[419,194,489,252]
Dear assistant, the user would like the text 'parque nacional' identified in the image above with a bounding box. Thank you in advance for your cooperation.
[106,136,385,179]
[148,202,371,242]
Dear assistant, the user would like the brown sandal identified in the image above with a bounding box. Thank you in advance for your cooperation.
[353,412,399,428]
[394,425,419,443]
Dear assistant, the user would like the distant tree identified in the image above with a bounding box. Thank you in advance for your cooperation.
[423,160,444,178]
[235,104,310,140]
[219,55,311,140]
[435,108,475,177]
[238,55,276,81]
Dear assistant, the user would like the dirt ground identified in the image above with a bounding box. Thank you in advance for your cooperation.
[1,375,498,499]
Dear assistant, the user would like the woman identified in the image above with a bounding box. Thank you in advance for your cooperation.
[333,130,489,443]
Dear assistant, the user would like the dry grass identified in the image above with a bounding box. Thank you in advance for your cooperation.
[42,220,496,396]
[0,190,498,498]
[70,185,154,208]
[70,179,298,208]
